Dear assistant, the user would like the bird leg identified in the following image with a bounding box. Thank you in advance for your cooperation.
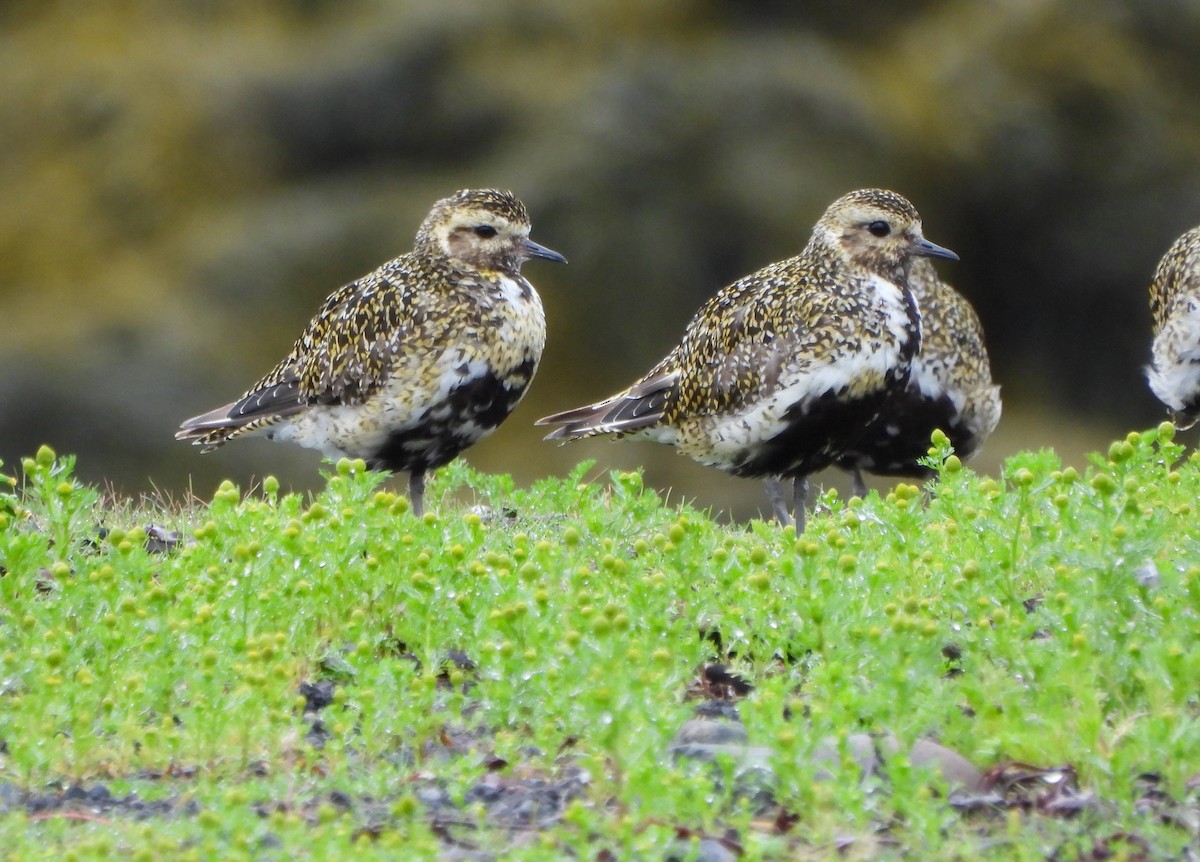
[409,469,426,518]
[764,476,811,531]
[1171,409,1199,431]
[763,477,792,525]
[792,476,809,534]
[850,467,868,500]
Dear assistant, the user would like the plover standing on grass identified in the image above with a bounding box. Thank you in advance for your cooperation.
[177,189,566,516]
[538,188,956,531]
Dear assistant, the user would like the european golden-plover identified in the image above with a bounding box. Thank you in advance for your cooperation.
[538,188,956,530]
[177,188,566,516]
[836,257,1000,497]
[1147,224,1200,429]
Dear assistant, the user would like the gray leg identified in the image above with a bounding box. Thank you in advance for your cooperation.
[763,476,792,525]
[850,467,867,500]
[409,469,426,518]
[793,476,809,534]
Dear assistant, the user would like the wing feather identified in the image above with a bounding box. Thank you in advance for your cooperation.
[538,365,678,441]
[538,268,806,441]
[176,259,428,447]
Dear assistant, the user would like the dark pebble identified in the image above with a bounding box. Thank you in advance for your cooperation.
[0,782,20,814]
[144,524,182,554]
[673,719,748,746]
[26,794,56,814]
[299,680,335,713]
[306,718,331,748]
[669,743,772,767]
[416,783,454,810]
[464,780,504,805]
[443,650,476,671]
[909,739,985,792]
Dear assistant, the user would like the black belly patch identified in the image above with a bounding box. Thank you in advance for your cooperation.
[733,386,896,479]
[367,359,535,473]
[837,390,973,478]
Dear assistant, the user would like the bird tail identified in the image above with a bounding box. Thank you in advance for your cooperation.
[175,403,243,450]
[176,380,306,450]
[536,369,677,441]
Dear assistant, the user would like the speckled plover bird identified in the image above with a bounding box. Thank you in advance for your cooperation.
[177,189,566,516]
[1147,224,1200,429]
[837,257,1000,497]
[538,188,956,530]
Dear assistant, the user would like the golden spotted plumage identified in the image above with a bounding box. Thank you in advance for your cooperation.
[177,188,565,515]
[1147,225,1200,429]
[538,189,957,529]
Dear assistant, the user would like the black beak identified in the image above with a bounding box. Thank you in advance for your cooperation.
[524,238,567,264]
[912,237,959,261]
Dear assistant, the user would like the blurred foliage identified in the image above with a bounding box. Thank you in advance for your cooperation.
[2,0,1200,516]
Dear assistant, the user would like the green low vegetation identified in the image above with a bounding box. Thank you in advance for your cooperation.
[0,425,1198,859]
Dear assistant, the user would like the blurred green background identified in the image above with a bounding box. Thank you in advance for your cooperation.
[3,0,1199,519]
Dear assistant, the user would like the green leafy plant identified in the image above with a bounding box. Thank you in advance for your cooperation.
[0,428,1198,859]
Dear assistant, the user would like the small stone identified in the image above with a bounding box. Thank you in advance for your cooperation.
[809,733,893,781]
[144,524,182,554]
[299,680,335,713]
[0,782,20,814]
[443,650,476,672]
[86,784,113,804]
[416,783,454,810]
[1134,559,1161,588]
[909,739,984,792]
[26,793,55,814]
[668,742,773,770]
[673,718,748,746]
[464,778,504,805]
[306,718,331,748]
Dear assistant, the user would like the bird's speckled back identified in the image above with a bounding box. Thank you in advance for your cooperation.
[1150,226,1200,333]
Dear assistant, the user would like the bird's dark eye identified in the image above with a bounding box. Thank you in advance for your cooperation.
[867,221,891,237]
[473,225,498,238]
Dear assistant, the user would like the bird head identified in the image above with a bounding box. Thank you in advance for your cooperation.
[418,188,566,272]
[815,188,957,280]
